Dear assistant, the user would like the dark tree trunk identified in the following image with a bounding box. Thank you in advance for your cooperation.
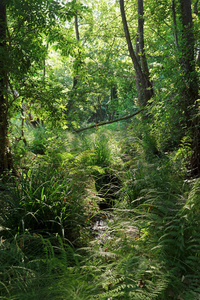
[0,0,13,173]
[179,0,200,175]
[75,14,80,41]
[193,0,199,15]
[137,0,149,78]
[109,86,118,120]
[172,0,179,49]
[193,1,200,65]
[179,0,198,114]
[66,8,80,117]
[42,44,48,80]
[119,0,153,107]
[135,33,140,62]
[73,8,80,90]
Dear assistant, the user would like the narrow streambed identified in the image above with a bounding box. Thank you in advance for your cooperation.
[91,213,113,245]
[91,212,139,246]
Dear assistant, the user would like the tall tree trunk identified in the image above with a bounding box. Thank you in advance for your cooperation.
[0,0,13,174]
[179,0,200,175]
[42,44,48,80]
[66,7,80,118]
[193,0,199,15]
[179,0,198,113]
[119,0,153,107]
[75,14,80,41]
[193,1,200,65]
[172,0,179,49]
[73,12,80,90]
[137,0,149,78]
[135,33,140,62]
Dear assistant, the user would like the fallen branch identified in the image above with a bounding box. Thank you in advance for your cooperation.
[75,109,144,133]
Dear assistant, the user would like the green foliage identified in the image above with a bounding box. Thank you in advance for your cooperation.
[3,122,200,299]
[148,96,184,151]
[20,78,68,128]
[0,234,81,300]
[0,164,87,244]
[85,161,199,299]
[172,135,193,169]
[7,0,74,81]
[2,0,200,298]
[92,131,112,168]
[69,128,121,170]
[30,126,48,155]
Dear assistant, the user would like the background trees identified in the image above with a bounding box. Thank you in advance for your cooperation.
[0,0,77,173]
[0,0,199,172]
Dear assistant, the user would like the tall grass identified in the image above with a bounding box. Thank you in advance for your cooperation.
[1,167,87,244]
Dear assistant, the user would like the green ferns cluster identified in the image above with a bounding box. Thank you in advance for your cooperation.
[1,126,200,299]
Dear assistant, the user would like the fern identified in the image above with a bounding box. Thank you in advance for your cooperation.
[0,232,84,300]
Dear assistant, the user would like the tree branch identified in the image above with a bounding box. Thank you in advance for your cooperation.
[74,109,144,133]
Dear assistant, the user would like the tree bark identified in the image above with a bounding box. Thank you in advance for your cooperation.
[119,0,153,107]
[193,0,199,15]
[73,7,80,90]
[137,0,149,78]
[66,7,80,117]
[43,44,48,80]
[0,0,13,174]
[193,1,200,65]
[179,0,200,175]
[75,14,80,41]
[172,0,179,49]
[179,0,198,112]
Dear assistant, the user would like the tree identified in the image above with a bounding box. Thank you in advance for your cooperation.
[179,0,200,174]
[172,0,179,48]
[0,0,77,174]
[179,0,198,111]
[63,0,138,126]
[119,0,153,107]
[0,0,13,173]
[65,0,82,123]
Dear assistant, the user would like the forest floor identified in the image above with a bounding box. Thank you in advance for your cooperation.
[1,126,200,299]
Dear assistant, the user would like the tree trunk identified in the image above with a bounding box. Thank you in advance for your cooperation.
[73,8,80,90]
[179,0,200,175]
[172,0,179,49]
[75,14,80,41]
[42,44,48,80]
[137,0,149,78]
[193,1,200,65]
[179,0,198,114]
[0,0,13,174]
[66,7,80,117]
[119,0,153,107]
[193,0,199,15]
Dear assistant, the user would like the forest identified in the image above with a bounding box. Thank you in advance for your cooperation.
[1,0,200,299]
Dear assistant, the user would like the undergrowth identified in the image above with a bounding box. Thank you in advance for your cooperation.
[1,124,200,299]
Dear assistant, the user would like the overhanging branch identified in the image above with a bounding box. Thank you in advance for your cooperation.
[74,109,144,133]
